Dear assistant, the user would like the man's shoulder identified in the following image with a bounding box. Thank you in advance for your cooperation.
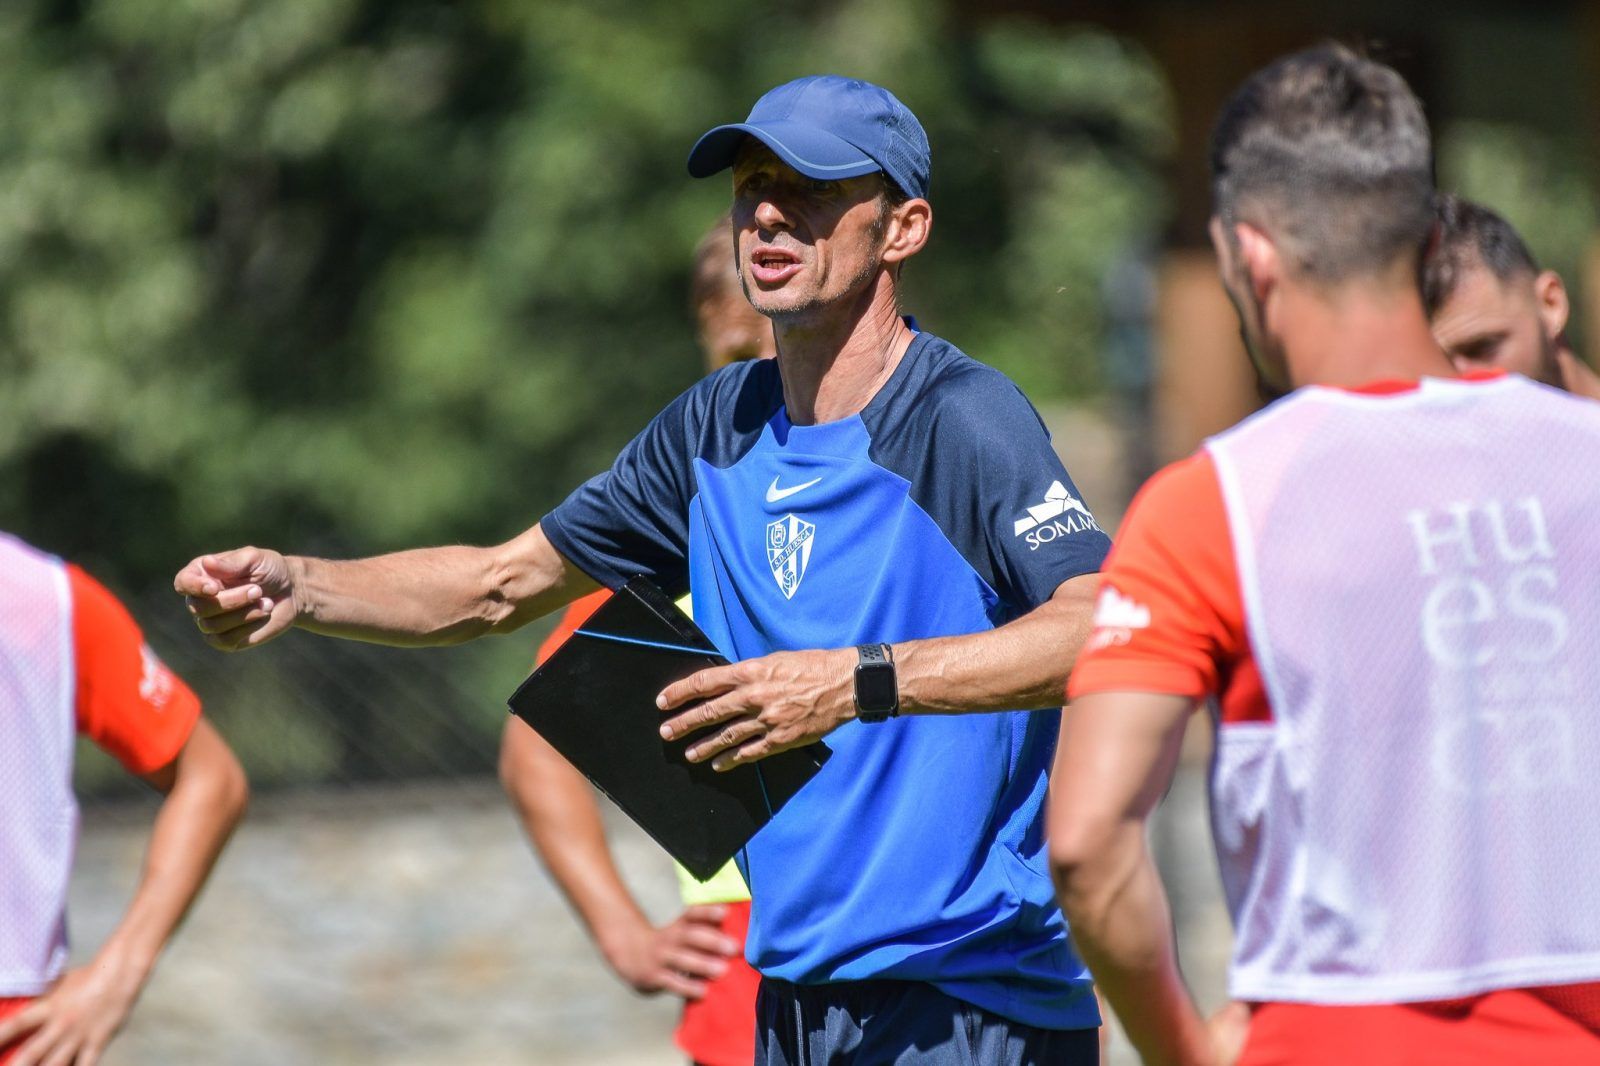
[0,530,63,571]
[1556,350,1600,402]
[901,331,1015,395]
[881,332,1043,435]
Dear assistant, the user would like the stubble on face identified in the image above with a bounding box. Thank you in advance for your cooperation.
[1430,264,1560,386]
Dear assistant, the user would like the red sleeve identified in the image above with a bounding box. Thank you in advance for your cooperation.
[1069,452,1260,718]
[68,565,202,775]
[534,590,613,668]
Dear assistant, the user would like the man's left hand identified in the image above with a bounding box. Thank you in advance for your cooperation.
[1206,1000,1252,1066]
[657,647,858,770]
[0,957,145,1066]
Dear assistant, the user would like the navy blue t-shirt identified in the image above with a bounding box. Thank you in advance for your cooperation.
[543,330,1110,1029]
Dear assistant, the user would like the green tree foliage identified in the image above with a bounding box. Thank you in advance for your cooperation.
[0,0,1170,785]
[1438,120,1597,354]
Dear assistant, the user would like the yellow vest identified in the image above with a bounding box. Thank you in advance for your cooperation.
[672,594,751,905]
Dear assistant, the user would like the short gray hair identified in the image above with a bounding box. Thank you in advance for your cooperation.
[1210,43,1435,282]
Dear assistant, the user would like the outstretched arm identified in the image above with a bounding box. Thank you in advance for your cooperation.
[499,719,739,998]
[0,720,248,1066]
[657,570,1099,769]
[174,523,598,651]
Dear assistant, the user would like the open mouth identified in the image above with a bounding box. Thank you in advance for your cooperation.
[750,247,803,284]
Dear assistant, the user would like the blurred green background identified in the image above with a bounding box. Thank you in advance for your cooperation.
[0,0,1592,790]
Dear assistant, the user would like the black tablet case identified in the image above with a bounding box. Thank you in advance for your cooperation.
[507,578,829,880]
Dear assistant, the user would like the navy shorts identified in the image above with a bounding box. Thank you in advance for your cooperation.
[755,978,1099,1066]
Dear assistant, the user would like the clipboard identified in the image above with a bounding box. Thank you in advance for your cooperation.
[507,578,830,880]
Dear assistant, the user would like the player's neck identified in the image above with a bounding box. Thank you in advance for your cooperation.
[1556,346,1600,400]
[1281,275,1456,390]
[772,276,914,425]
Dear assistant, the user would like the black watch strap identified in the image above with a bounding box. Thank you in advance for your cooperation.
[854,643,899,722]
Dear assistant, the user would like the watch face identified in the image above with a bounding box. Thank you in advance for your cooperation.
[856,663,898,714]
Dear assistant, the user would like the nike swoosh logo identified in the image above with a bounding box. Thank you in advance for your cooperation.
[766,476,822,503]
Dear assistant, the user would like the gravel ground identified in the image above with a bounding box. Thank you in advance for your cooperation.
[69,783,683,1066]
[67,758,1231,1066]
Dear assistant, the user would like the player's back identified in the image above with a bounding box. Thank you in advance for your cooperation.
[0,533,79,997]
[1204,373,1600,1004]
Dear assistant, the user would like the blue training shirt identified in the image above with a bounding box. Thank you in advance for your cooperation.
[542,329,1110,1029]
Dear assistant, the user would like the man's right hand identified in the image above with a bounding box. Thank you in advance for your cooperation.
[602,904,740,1000]
[174,547,299,651]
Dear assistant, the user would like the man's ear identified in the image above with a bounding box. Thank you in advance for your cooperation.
[1233,221,1281,306]
[1207,214,1236,278]
[1421,217,1444,268]
[881,198,932,267]
[1534,269,1570,341]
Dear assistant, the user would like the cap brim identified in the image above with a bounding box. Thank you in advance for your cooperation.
[686,121,883,182]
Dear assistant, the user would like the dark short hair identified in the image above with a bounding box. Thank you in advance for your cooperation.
[1421,194,1540,315]
[1210,43,1435,282]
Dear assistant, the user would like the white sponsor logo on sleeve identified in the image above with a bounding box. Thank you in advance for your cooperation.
[138,644,175,709]
[1086,586,1151,652]
[1014,481,1101,549]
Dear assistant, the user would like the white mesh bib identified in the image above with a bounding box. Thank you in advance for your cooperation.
[0,534,78,995]
[1206,376,1600,1004]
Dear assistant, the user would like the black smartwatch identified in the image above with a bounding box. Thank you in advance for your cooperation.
[854,643,899,722]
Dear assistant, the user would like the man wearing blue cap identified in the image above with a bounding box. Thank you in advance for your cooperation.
[175,75,1107,1064]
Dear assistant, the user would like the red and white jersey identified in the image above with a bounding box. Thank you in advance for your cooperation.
[1206,374,1600,1003]
[0,534,200,997]
[1072,373,1600,1061]
[0,536,77,996]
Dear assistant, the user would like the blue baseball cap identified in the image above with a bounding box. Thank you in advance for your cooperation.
[687,75,930,200]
